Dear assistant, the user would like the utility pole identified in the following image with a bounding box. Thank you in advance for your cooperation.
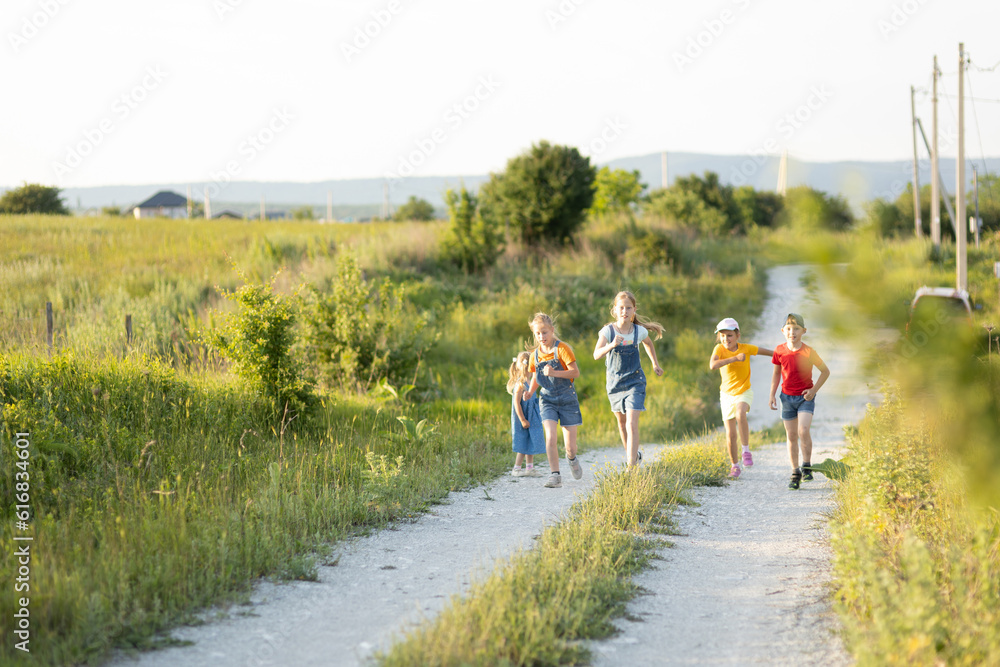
[260,194,266,222]
[973,164,980,248]
[661,151,668,189]
[327,190,333,223]
[204,188,211,219]
[187,185,193,219]
[910,86,922,238]
[916,119,957,231]
[957,42,967,291]
[777,150,788,196]
[931,55,941,247]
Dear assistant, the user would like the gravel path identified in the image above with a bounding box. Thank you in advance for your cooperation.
[590,263,873,666]
[110,264,874,667]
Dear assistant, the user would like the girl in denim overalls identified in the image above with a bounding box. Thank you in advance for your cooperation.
[524,313,583,489]
[593,291,664,467]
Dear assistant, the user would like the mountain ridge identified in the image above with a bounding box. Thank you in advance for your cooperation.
[16,152,1000,215]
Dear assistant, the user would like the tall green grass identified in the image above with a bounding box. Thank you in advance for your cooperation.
[822,230,1000,665]
[0,352,508,665]
[831,391,1000,666]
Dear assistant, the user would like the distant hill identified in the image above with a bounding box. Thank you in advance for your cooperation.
[13,152,1000,216]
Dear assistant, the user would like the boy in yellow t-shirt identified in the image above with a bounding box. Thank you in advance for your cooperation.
[708,317,773,479]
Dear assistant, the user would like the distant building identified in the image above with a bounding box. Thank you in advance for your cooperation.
[133,191,188,219]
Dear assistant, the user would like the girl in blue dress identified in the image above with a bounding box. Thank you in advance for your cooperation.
[507,351,546,477]
[593,291,665,467]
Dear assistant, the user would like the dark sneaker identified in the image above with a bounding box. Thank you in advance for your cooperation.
[788,468,802,490]
[802,463,813,482]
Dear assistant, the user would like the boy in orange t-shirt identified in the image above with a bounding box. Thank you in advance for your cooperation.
[709,317,773,479]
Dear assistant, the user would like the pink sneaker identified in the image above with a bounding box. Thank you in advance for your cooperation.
[742,451,754,467]
[729,464,741,479]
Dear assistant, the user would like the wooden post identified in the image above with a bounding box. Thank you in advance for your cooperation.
[957,42,967,291]
[910,85,922,238]
[125,314,133,346]
[931,56,941,248]
[46,302,53,355]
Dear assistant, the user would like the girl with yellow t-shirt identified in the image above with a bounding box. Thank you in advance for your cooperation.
[708,317,773,479]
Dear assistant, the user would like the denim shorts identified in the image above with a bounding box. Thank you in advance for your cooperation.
[539,388,583,427]
[609,385,646,413]
[779,392,815,420]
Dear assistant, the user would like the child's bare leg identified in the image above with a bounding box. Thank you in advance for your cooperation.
[783,417,800,469]
[613,411,628,449]
[543,420,560,472]
[514,453,525,467]
[735,403,750,449]
[526,454,534,466]
[560,424,578,460]
[624,409,640,465]
[724,418,739,465]
[797,412,814,464]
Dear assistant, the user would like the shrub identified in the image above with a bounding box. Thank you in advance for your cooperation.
[302,254,435,391]
[201,267,313,418]
[440,185,503,274]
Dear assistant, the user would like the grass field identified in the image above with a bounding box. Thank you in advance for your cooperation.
[0,212,768,664]
[3,211,997,665]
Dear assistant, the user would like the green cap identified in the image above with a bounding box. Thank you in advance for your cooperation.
[785,313,805,327]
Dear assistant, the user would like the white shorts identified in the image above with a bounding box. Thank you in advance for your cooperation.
[720,388,753,421]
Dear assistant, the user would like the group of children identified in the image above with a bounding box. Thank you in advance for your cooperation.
[506,291,830,491]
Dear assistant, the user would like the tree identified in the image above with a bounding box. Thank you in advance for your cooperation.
[440,185,504,273]
[0,183,69,215]
[291,205,315,221]
[393,196,436,222]
[590,167,645,219]
[777,186,854,231]
[479,140,596,246]
[643,171,783,234]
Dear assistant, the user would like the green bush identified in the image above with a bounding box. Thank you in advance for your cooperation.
[201,268,313,418]
[303,254,436,391]
[439,185,503,274]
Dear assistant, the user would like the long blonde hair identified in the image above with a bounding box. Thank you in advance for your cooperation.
[506,351,532,394]
[610,291,664,340]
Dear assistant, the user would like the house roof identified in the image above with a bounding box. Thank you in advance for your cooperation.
[136,190,187,208]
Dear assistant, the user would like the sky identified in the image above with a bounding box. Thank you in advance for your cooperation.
[4,0,1000,189]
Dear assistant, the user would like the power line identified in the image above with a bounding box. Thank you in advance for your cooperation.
[966,69,996,210]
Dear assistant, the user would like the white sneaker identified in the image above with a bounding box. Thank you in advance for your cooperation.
[511,467,523,477]
[523,467,542,477]
[544,472,562,488]
[568,456,583,480]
